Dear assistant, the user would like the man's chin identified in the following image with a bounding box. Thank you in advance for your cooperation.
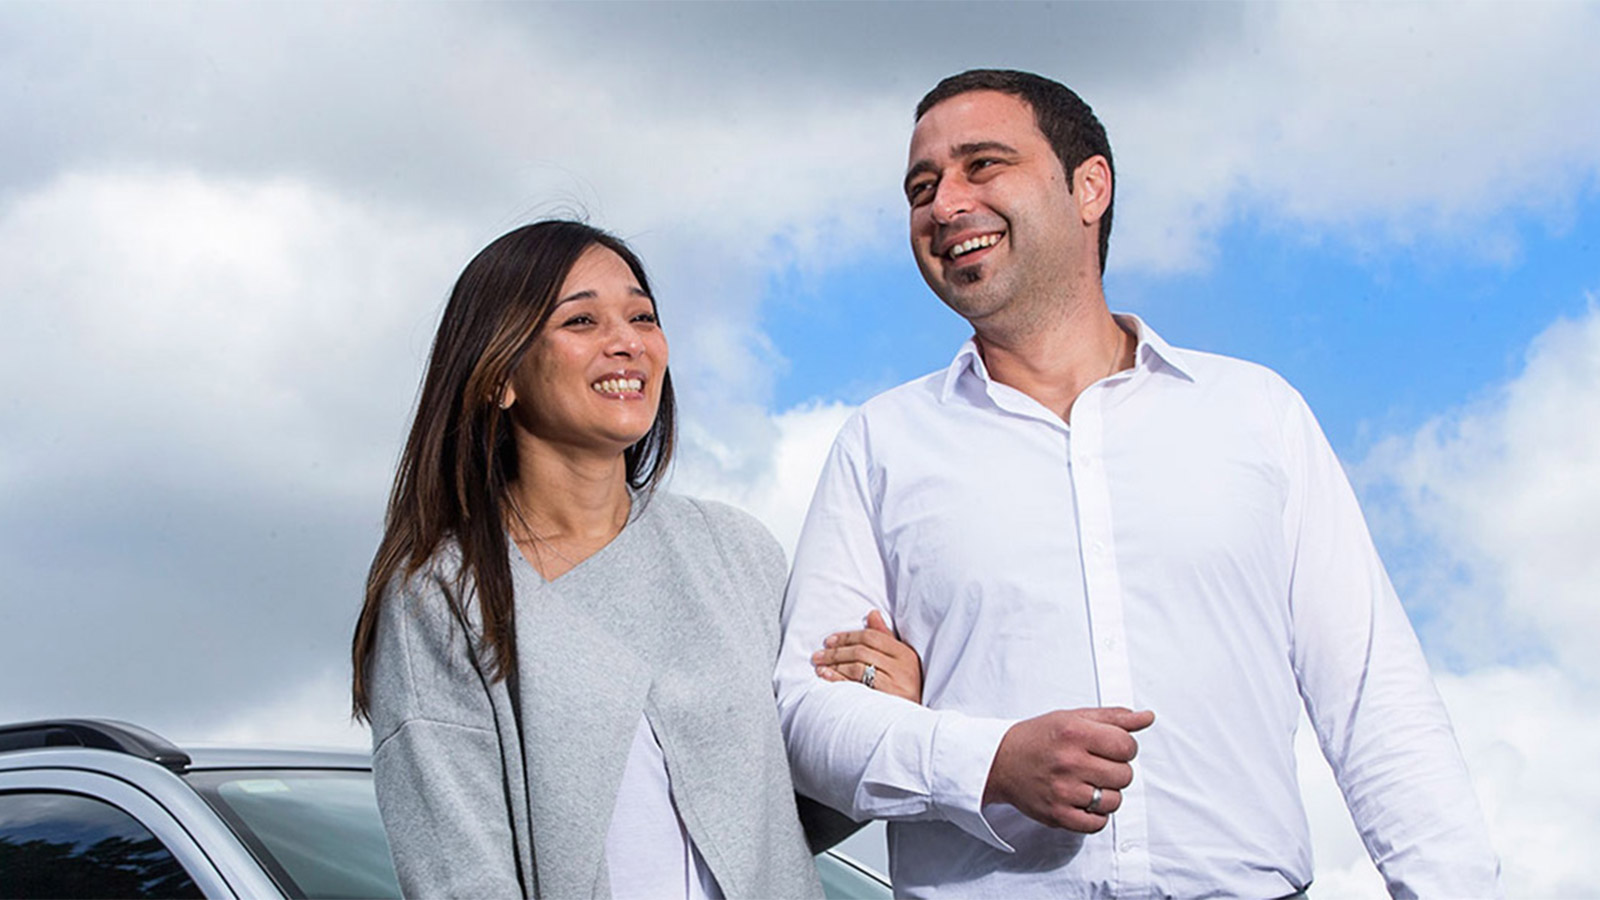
[934,287,1001,324]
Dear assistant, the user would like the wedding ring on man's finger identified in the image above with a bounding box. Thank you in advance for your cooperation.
[861,663,877,689]
[1085,786,1104,814]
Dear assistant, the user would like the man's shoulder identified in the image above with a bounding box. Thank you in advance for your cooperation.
[858,368,950,414]
[819,369,952,459]
[1161,343,1301,402]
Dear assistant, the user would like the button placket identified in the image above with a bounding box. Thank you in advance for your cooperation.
[1070,385,1152,894]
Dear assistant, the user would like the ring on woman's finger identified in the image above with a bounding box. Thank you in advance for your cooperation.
[1085,786,1103,814]
[861,662,877,689]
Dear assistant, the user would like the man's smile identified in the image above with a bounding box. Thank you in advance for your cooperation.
[947,232,1003,260]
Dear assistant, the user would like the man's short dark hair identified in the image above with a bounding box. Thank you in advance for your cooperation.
[916,69,1115,275]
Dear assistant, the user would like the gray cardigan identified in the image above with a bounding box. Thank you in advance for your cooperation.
[367,493,828,899]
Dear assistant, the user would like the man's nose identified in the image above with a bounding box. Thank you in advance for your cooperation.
[931,176,974,223]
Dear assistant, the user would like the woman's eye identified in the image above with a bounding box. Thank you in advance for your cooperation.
[633,312,659,325]
[562,314,594,327]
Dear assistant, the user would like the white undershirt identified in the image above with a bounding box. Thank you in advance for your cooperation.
[605,715,722,900]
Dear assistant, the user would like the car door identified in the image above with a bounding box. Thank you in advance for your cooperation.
[0,768,237,899]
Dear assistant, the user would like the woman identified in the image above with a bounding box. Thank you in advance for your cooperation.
[350,221,920,899]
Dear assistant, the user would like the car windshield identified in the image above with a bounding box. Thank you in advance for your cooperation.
[185,769,400,900]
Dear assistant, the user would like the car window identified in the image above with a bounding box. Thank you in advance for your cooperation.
[0,790,202,899]
[185,769,400,900]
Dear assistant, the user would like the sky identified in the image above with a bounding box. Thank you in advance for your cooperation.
[2,2,1598,895]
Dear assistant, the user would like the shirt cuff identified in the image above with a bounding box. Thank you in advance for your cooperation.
[929,713,1017,853]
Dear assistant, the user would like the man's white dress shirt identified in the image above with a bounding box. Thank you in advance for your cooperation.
[775,316,1499,898]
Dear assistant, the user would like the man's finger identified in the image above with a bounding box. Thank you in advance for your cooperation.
[1078,706,1156,733]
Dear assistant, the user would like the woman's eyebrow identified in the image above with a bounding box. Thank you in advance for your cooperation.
[555,286,651,306]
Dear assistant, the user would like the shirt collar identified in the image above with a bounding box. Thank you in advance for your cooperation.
[938,311,1196,403]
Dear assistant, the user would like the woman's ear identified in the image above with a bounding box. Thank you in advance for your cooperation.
[498,384,516,410]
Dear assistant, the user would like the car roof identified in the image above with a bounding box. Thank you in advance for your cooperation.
[183,746,371,771]
[0,718,370,774]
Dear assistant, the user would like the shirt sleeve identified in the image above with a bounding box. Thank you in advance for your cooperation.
[774,413,1017,851]
[1278,387,1503,898]
[366,572,525,899]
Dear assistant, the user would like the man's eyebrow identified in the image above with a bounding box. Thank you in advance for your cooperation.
[903,141,1022,195]
[903,160,939,195]
[953,140,1020,159]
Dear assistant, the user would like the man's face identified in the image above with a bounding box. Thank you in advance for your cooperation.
[904,90,1087,324]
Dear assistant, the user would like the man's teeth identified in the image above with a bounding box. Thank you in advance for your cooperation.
[949,233,1000,259]
[593,378,644,394]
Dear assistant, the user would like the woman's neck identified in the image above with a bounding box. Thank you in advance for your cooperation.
[507,442,633,542]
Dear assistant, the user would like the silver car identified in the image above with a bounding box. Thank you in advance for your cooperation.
[0,718,890,899]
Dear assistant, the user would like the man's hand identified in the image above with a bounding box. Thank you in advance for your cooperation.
[983,707,1155,833]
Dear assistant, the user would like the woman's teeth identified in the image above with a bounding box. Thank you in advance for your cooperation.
[593,378,643,394]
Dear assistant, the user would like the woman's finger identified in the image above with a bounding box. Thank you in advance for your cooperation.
[865,609,894,635]
[816,661,878,687]
[815,659,921,704]
[811,643,879,667]
[825,627,899,654]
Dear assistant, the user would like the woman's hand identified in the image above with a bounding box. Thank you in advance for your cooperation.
[811,610,924,704]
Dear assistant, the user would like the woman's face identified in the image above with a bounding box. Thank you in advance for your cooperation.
[503,244,668,457]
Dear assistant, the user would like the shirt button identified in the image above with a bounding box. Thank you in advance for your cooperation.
[1101,636,1119,652]
[1120,840,1140,853]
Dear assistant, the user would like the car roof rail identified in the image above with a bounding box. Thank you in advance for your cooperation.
[0,718,192,772]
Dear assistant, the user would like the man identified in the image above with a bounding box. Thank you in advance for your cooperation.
[775,69,1500,898]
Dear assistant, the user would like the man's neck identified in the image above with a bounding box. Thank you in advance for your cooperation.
[973,297,1130,424]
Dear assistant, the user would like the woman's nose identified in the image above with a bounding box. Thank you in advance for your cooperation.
[606,323,644,356]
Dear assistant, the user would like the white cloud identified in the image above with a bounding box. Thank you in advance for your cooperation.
[672,400,858,557]
[1298,664,1600,898]
[1329,302,1600,893]
[1357,302,1600,679]
[1440,667,1600,897]
[1107,4,1600,271]
[0,169,472,496]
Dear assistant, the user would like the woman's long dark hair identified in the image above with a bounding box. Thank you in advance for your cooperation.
[351,221,675,720]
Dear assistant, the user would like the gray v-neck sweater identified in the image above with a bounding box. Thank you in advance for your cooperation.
[367,493,826,899]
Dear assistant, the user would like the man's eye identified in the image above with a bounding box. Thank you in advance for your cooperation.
[971,158,999,173]
[907,182,934,205]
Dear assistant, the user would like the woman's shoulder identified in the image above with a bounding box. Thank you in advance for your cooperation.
[640,491,786,576]
[645,491,778,547]
[375,541,478,634]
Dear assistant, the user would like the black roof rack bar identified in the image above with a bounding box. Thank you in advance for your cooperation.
[0,718,192,772]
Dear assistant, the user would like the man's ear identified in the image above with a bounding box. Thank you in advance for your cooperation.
[1074,155,1112,226]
